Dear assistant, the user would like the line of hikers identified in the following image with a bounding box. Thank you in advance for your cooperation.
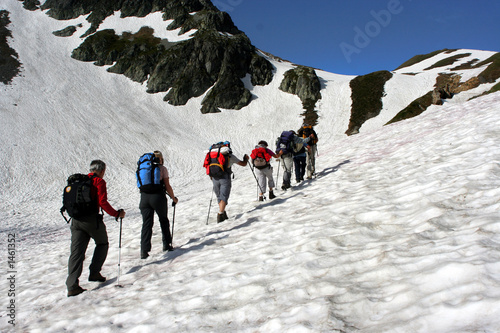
[204,125,318,223]
[61,124,317,297]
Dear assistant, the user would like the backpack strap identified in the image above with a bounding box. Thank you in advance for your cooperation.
[136,168,143,187]
[150,163,158,187]
[60,207,71,223]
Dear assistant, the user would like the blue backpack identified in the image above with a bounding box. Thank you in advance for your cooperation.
[276,131,296,155]
[136,153,163,193]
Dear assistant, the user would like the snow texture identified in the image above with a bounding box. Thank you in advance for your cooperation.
[1,2,500,332]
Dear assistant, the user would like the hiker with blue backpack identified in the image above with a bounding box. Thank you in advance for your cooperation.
[276,130,313,190]
[137,151,178,259]
[204,141,249,223]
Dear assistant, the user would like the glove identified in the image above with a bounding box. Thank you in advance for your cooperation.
[115,209,124,221]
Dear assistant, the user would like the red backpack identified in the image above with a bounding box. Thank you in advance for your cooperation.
[203,142,232,178]
[250,147,272,169]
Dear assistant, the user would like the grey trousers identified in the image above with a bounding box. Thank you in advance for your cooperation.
[66,215,109,291]
[212,173,232,203]
[281,154,294,187]
[255,166,275,193]
[306,145,317,178]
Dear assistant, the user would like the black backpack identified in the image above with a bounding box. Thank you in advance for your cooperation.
[60,174,98,222]
[299,125,318,145]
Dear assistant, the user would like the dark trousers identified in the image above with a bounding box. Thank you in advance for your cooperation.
[140,192,171,254]
[293,155,307,181]
[66,216,109,291]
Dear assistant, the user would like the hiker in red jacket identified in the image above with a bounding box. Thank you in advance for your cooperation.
[66,160,126,297]
[250,140,280,201]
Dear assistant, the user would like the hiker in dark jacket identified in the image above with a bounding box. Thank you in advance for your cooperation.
[66,160,126,297]
[139,150,178,259]
[276,131,312,190]
[293,142,310,183]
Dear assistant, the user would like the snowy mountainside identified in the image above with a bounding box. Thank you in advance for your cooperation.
[1,1,499,229]
[1,1,500,332]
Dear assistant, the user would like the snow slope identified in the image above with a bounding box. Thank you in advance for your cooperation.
[1,2,500,332]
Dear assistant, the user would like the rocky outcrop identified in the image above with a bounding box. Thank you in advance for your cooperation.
[279,66,322,109]
[44,0,273,113]
[435,73,482,99]
[53,25,79,37]
[387,73,483,125]
[346,70,393,135]
[20,0,40,11]
[476,53,500,83]
[0,10,21,84]
[386,91,434,125]
[424,53,471,71]
[41,0,236,37]
[71,27,273,113]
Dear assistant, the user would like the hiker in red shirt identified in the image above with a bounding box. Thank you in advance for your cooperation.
[250,140,280,201]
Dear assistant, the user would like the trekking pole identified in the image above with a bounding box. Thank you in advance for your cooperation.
[116,214,123,288]
[248,164,266,200]
[276,158,281,189]
[171,202,176,244]
[206,190,214,225]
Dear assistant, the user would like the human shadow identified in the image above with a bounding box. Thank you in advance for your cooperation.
[316,160,350,178]
[121,161,350,278]
[124,232,230,276]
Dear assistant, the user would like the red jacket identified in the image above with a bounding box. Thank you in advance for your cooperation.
[89,173,119,217]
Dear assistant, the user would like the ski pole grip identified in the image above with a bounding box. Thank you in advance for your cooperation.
[116,209,124,221]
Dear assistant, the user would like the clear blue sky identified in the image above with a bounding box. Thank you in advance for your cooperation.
[214,0,500,75]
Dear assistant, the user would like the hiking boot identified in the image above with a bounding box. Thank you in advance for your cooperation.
[163,244,174,252]
[258,196,264,201]
[88,273,106,282]
[141,252,149,259]
[281,183,291,190]
[217,212,228,223]
[269,190,276,199]
[67,286,86,297]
